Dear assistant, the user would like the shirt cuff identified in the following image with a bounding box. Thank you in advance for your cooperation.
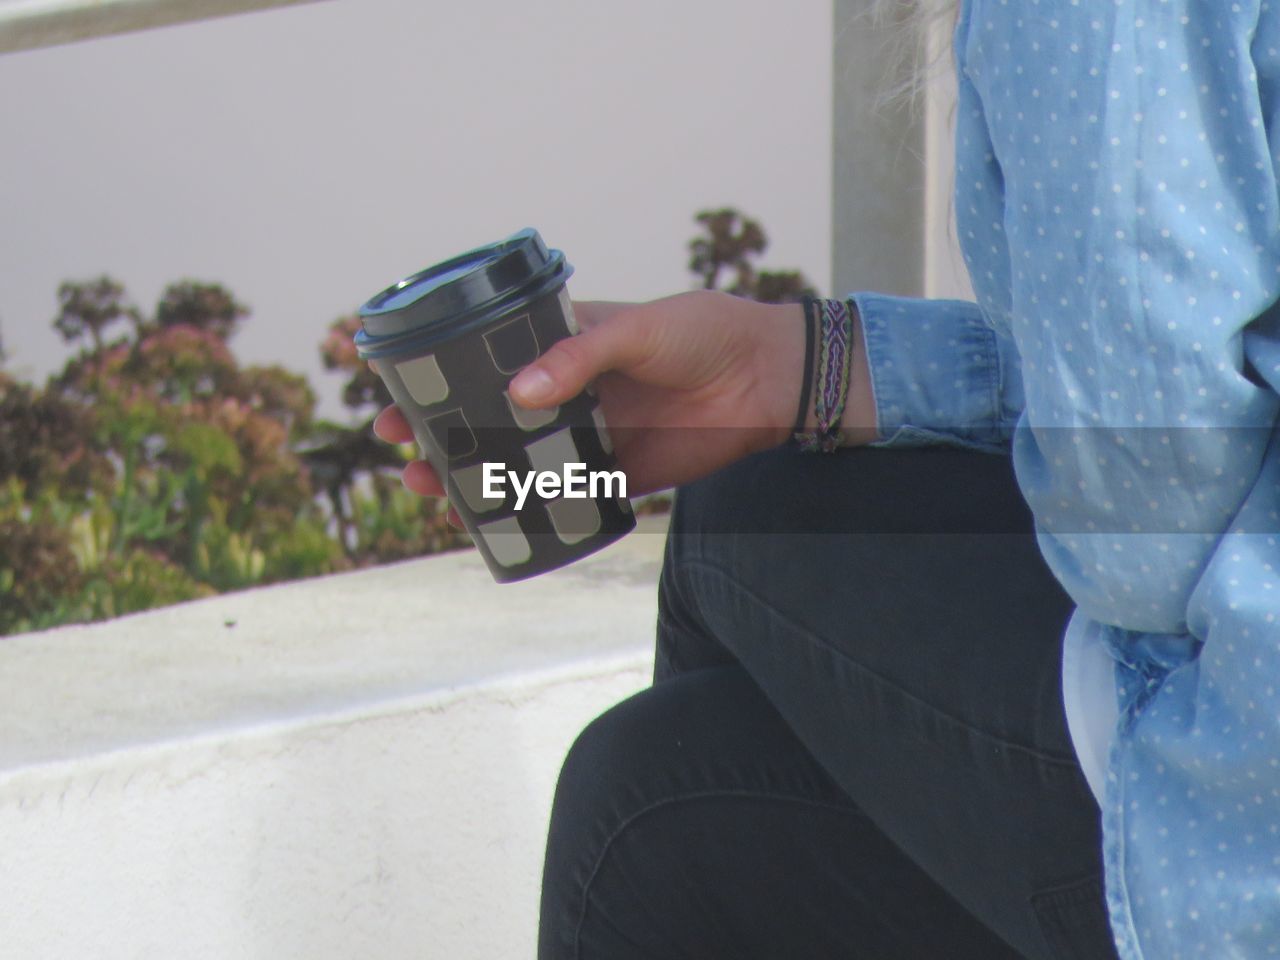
[851,292,1020,453]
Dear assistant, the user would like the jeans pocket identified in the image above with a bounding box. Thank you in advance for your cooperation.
[1030,874,1118,960]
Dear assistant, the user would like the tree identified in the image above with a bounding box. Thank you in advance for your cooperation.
[53,276,139,353]
[688,208,816,304]
[1,277,355,635]
[153,281,247,341]
[0,377,111,500]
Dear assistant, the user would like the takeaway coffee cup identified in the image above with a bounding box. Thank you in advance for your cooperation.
[355,229,635,582]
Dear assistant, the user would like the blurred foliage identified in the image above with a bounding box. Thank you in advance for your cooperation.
[0,277,464,637]
[689,208,816,304]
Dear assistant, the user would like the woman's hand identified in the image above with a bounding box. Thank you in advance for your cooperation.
[373,289,874,506]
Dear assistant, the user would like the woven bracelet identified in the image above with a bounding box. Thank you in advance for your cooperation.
[794,298,855,453]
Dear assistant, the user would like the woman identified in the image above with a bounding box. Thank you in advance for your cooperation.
[377,2,1280,956]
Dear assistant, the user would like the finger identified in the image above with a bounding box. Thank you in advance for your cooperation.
[374,405,414,444]
[447,505,463,529]
[509,309,651,409]
[402,459,446,497]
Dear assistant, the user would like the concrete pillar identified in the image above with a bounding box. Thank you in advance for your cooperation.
[832,0,973,301]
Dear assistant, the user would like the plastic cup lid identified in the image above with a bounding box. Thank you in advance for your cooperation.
[358,229,568,341]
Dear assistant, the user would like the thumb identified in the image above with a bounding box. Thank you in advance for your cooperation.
[509,313,648,408]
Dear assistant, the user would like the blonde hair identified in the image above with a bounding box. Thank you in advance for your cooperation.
[862,0,961,108]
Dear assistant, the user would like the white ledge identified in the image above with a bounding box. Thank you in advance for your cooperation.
[0,516,666,776]
[0,0,331,54]
[0,517,666,959]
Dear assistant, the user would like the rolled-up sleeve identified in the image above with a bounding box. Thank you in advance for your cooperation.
[851,292,1023,453]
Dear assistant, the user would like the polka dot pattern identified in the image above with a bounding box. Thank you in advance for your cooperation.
[856,2,1280,956]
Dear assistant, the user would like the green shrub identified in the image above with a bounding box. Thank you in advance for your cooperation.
[0,278,458,637]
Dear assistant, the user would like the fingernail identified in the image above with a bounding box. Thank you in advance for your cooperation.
[511,366,554,403]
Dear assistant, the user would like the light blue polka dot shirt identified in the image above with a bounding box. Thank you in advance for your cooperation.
[853,2,1280,957]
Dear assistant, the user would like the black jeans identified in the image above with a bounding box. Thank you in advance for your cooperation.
[539,446,1120,959]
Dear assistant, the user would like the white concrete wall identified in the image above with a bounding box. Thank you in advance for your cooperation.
[0,520,665,959]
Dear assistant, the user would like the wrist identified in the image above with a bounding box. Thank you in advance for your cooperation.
[753,297,879,453]
[747,300,810,451]
[839,299,878,447]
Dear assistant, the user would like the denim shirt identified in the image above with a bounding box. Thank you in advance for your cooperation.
[854,2,1280,957]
